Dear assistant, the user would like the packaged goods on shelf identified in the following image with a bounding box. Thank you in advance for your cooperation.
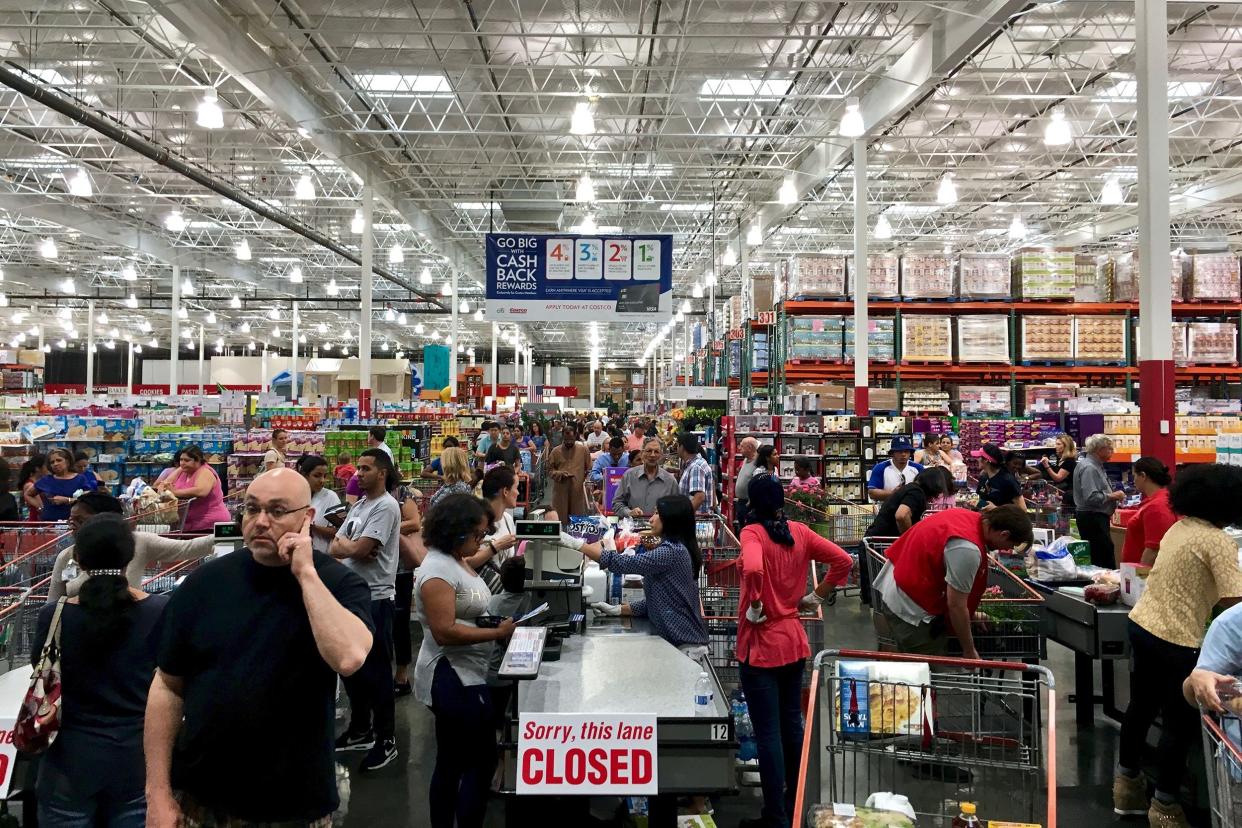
[787,317,845,361]
[844,318,895,363]
[754,331,770,372]
[1073,315,1127,363]
[900,315,952,362]
[1013,249,1075,299]
[1173,322,1188,364]
[957,314,1011,363]
[899,254,954,299]
[726,294,743,330]
[728,339,742,379]
[783,254,847,299]
[902,389,950,412]
[1075,253,1113,302]
[957,253,1011,299]
[1020,315,1074,362]
[957,385,1012,415]
[1024,384,1078,413]
[1188,252,1241,301]
[1187,321,1238,363]
[1112,251,1187,302]
[847,255,899,298]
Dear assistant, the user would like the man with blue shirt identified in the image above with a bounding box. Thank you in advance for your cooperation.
[1185,603,1242,712]
[867,436,923,501]
[590,436,630,483]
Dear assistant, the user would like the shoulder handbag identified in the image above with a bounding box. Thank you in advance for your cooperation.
[14,597,67,753]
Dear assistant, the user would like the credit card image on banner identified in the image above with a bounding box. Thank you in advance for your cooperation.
[604,239,632,280]
[546,238,573,280]
[575,238,603,279]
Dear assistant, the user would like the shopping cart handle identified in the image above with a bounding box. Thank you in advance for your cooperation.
[819,647,1039,673]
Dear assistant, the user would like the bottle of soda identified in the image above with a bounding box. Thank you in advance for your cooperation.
[951,802,980,828]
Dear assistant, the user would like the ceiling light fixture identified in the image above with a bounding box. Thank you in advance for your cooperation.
[692,283,704,299]
[139,320,152,333]
[97,311,109,325]
[1008,214,1028,240]
[268,307,281,320]
[419,267,432,285]
[1100,175,1124,205]
[473,308,484,322]
[165,211,186,232]
[397,312,407,325]
[680,299,692,313]
[350,210,366,235]
[570,100,594,135]
[181,277,195,295]
[327,278,339,296]
[235,239,251,261]
[874,214,893,239]
[149,337,158,348]
[459,298,469,314]
[240,321,251,333]
[385,306,396,322]
[705,271,718,288]
[197,88,224,129]
[67,167,93,197]
[414,322,425,335]
[440,281,452,297]
[126,293,138,308]
[61,278,75,294]
[936,172,958,205]
[248,341,255,351]
[579,213,598,234]
[838,97,865,137]
[295,174,315,200]
[388,243,404,264]
[178,306,188,319]
[230,295,241,309]
[778,175,797,205]
[40,237,58,259]
[722,246,737,267]
[575,173,596,203]
[1044,106,1072,146]
[747,221,762,246]
[206,311,217,324]
[122,264,137,281]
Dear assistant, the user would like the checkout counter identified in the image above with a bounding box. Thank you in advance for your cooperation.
[496,521,736,827]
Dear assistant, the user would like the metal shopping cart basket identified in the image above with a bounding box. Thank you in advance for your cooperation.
[782,496,867,605]
[794,649,1056,828]
[0,524,73,589]
[863,537,1046,663]
[1203,711,1242,828]
[0,589,49,673]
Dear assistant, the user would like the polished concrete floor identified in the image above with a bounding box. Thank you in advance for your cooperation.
[338,598,1207,828]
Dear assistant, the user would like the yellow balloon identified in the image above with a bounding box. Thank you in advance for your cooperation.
[440,386,452,402]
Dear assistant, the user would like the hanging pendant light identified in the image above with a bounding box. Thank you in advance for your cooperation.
[778,176,797,205]
[936,173,957,205]
[874,214,893,239]
[1044,107,1072,146]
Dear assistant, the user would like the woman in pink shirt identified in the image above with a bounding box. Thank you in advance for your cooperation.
[157,445,231,532]
[737,476,853,828]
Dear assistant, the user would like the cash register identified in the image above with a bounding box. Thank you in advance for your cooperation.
[513,519,587,657]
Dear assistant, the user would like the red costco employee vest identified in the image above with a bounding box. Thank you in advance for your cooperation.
[884,507,989,617]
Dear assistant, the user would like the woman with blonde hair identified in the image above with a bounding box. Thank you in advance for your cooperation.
[429,447,473,509]
[1035,433,1079,527]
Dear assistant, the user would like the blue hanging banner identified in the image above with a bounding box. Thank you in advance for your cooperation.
[423,345,450,391]
[485,233,674,323]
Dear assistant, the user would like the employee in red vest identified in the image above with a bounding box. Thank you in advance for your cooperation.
[872,505,1033,659]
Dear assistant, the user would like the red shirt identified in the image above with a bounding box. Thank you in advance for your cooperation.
[1121,488,1177,565]
[738,521,853,668]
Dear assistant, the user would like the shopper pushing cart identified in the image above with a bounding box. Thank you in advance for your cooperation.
[871,505,1033,660]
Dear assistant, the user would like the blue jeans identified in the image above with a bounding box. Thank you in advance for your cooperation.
[39,789,145,827]
[739,659,805,828]
[429,658,495,828]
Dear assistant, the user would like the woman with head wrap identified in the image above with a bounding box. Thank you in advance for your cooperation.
[735,476,854,828]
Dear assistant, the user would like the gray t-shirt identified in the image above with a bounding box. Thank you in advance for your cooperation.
[735,459,757,502]
[874,537,982,626]
[414,552,493,705]
[338,492,400,601]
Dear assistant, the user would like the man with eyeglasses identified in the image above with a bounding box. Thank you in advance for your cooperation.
[329,448,403,771]
[145,467,374,828]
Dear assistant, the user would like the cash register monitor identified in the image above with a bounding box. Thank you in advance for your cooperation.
[515,520,581,628]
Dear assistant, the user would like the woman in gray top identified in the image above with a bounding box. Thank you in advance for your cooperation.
[32,512,168,828]
[415,493,515,828]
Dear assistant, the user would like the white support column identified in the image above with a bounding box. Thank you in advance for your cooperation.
[853,137,870,416]
[291,302,299,402]
[490,322,498,408]
[450,254,459,400]
[261,347,268,393]
[86,299,95,398]
[683,323,690,389]
[197,324,205,396]
[513,330,521,405]
[1136,0,1175,465]
[589,350,598,409]
[170,265,179,397]
[527,345,534,400]
[126,338,134,398]
[360,184,374,416]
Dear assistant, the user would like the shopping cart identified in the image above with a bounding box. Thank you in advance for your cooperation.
[782,496,867,604]
[0,589,49,673]
[1202,711,1242,828]
[0,525,73,589]
[794,649,1056,828]
[863,537,1046,662]
[141,557,209,594]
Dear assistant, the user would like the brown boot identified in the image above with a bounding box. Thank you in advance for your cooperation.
[1147,798,1190,828]
[1113,773,1148,816]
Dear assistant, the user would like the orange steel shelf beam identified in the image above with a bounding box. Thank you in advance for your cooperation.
[779,300,1242,316]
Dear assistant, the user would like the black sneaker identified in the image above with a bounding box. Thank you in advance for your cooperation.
[394,681,413,697]
[334,729,375,752]
[360,738,398,772]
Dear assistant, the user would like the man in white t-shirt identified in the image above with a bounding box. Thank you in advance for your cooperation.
[585,421,608,452]
[367,426,395,464]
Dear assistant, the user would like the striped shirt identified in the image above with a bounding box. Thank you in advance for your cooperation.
[600,540,708,648]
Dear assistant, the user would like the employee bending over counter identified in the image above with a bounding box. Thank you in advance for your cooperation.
[578,494,709,657]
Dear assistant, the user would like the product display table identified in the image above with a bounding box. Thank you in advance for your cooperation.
[1032,582,1131,727]
[500,617,736,826]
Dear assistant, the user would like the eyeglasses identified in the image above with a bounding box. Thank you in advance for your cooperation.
[241,503,310,521]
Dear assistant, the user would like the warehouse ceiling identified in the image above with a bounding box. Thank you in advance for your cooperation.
[0,0,1239,365]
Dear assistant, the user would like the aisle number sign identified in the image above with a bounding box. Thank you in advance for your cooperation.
[517,713,658,795]
[487,233,673,322]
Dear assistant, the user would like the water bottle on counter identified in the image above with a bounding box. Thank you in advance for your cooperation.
[693,672,714,716]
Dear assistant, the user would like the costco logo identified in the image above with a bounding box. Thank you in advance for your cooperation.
[509,308,528,314]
